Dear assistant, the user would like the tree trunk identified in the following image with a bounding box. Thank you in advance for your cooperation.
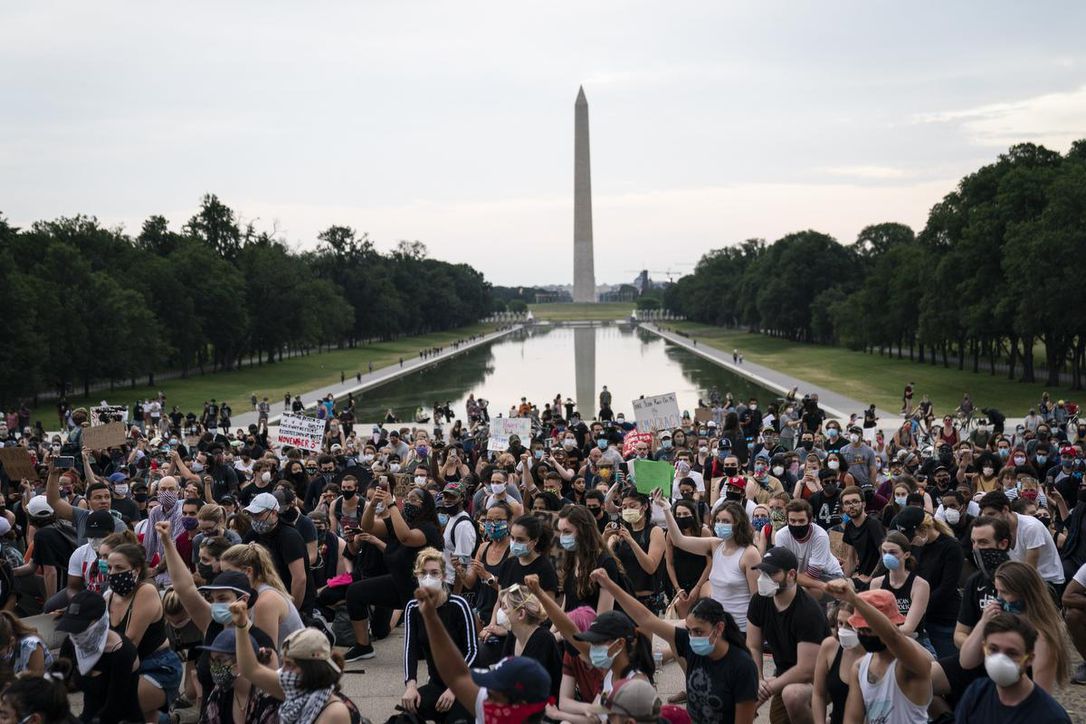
[1022,336,1035,383]
[918,342,925,364]
[972,338,979,373]
[1045,336,1064,388]
[958,336,965,370]
[1007,336,1018,380]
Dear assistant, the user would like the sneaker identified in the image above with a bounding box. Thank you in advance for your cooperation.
[1073,662,1086,685]
[343,644,375,662]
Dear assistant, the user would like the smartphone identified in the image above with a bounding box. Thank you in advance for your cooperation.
[54,456,75,470]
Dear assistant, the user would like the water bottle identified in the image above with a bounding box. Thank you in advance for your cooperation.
[653,651,663,670]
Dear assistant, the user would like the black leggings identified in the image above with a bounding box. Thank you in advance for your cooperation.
[416,680,472,724]
[345,575,402,639]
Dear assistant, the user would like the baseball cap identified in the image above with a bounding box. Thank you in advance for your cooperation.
[442,482,465,500]
[574,610,636,644]
[56,590,107,634]
[0,518,11,536]
[754,546,799,575]
[107,471,129,484]
[198,627,259,655]
[198,571,254,600]
[27,496,53,517]
[85,510,115,539]
[848,589,907,629]
[282,627,340,673]
[470,656,551,703]
[244,492,279,515]
[890,506,925,539]
[589,678,662,722]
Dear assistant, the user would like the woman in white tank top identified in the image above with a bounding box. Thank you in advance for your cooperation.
[827,582,931,724]
[654,496,759,630]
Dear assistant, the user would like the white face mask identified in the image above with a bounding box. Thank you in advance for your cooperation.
[418,574,443,591]
[414,476,427,487]
[827,460,840,470]
[562,439,576,450]
[490,483,506,495]
[944,508,961,525]
[838,628,860,649]
[757,573,779,597]
[261,471,272,483]
[849,433,860,444]
[191,461,204,472]
[389,464,401,473]
[772,465,784,477]
[496,607,511,628]
[984,652,1022,687]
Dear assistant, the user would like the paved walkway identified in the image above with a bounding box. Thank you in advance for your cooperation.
[643,324,899,423]
[229,325,522,429]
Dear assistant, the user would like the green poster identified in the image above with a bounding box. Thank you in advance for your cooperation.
[631,458,673,497]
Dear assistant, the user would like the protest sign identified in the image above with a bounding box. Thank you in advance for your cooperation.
[83,422,127,451]
[631,458,674,498]
[631,393,681,432]
[0,448,36,480]
[276,413,325,452]
[621,432,654,457]
[487,417,531,451]
[487,433,511,452]
[90,404,128,426]
[694,408,713,423]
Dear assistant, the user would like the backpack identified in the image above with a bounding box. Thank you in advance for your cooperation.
[450,514,481,559]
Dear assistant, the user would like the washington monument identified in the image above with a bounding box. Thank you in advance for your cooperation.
[573,86,596,303]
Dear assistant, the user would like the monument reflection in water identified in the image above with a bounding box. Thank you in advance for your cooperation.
[355,325,778,423]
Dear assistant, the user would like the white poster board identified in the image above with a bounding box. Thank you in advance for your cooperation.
[487,417,532,452]
[632,393,681,432]
[91,404,128,426]
[276,413,326,452]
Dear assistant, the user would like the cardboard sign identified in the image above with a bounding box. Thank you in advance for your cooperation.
[631,458,674,497]
[621,432,654,457]
[91,404,128,426]
[392,474,412,500]
[487,433,511,452]
[632,393,681,433]
[82,422,127,451]
[694,408,713,423]
[0,447,36,480]
[487,417,531,452]
[276,413,326,452]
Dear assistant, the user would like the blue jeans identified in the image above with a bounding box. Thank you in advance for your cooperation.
[138,647,183,711]
[926,622,958,660]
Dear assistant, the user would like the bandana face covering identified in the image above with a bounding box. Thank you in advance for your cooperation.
[277,667,335,724]
[482,695,549,724]
[70,610,111,675]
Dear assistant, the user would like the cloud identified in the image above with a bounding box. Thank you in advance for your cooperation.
[821,165,911,180]
[913,85,1086,149]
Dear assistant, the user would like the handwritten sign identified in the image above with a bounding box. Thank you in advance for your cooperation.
[276,413,325,452]
[694,408,713,423]
[0,448,36,480]
[487,417,531,452]
[487,433,511,452]
[83,422,127,451]
[91,404,128,426]
[632,393,681,433]
[621,432,654,457]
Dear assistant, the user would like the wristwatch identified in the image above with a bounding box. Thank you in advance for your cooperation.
[487,577,498,587]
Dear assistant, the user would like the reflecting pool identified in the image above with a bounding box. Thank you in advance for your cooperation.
[355,325,779,423]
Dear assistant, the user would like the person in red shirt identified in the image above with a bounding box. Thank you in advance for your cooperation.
[173,499,203,573]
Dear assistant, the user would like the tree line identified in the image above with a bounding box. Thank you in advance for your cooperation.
[664,141,1086,390]
[0,194,492,405]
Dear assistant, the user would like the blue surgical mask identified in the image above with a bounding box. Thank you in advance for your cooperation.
[714,523,733,540]
[689,634,715,656]
[509,541,530,558]
[1036,455,1047,464]
[894,495,907,507]
[589,643,615,670]
[559,533,577,551]
[438,513,449,526]
[661,439,673,449]
[597,439,607,450]
[534,449,544,460]
[210,602,234,625]
[881,553,901,571]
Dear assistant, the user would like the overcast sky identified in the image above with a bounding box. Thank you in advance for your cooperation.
[3,2,1085,287]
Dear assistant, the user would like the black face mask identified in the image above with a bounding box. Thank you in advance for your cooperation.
[587,506,602,517]
[974,547,1010,579]
[858,634,887,653]
[788,523,810,540]
[281,507,299,523]
[723,466,738,476]
[677,517,698,531]
[822,484,839,497]
[341,489,356,499]
[800,441,814,451]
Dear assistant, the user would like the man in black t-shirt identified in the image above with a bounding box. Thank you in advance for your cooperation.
[19,496,76,601]
[840,485,885,586]
[954,515,1010,649]
[242,493,315,612]
[746,546,829,724]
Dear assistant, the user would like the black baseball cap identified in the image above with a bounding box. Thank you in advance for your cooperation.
[754,546,799,575]
[198,571,255,601]
[574,611,636,643]
[56,590,107,634]
[84,510,115,539]
[891,506,926,539]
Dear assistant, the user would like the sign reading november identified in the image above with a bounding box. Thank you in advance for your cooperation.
[632,393,681,432]
[277,413,325,452]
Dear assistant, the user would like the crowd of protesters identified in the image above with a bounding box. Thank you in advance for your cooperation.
[0,382,1082,724]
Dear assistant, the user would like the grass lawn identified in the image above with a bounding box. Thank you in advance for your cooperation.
[529,302,633,321]
[30,324,497,425]
[667,321,1078,417]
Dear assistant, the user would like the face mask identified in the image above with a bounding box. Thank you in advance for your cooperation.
[997,597,1025,614]
[484,521,509,541]
[209,660,237,689]
[158,491,177,510]
[827,429,839,439]
[722,465,738,477]
[496,607,511,629]
[361,453,375,463]
[251,517,275,534]
[822,484,839,497]
[770,510,786,531]
[596,439,607,450]
[677,516,698,531]
[753,465,767,478]
[414,476,428,487]
[849,433,860,443]
[260,471,272,484]
[1013,456,1025,466]
[881,553,900,570]
[838,628,860,649]
[510,541,531,558]
[661,439,672,450]
[676,461,691,475]
[108,570,139,597]
[757,573,780,597]
[114,484,129,496]
[699,446,708,455]
[181,516,198,531]
[985,652,1023,687]
[714,523,733,540]
[210,602,235,625]
[490,483,506,495]
[341,489,357,499]
[974,547,1010,579]
[402,502,421,522]
[827,460,840,470]
[689,633,716,656]
[944,508,961,525]
[191,462,205,473]
[998,449,1009,459]
[197,562,215,580]
[418,574,443,591]
[858,634,887,653]
[533,449,544,460]
[894,495,907,507]
[788,523,810,540]
[559,533,576,551]
[589,643,616,670]
[1036,455,1047,464]
[562,439,576,450]
[752,516,769,529]
[621,509,642,524]
[134,493,148,503]
[438,513,449,526]
[772,465,784,477]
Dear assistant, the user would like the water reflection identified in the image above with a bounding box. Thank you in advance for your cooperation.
[355,325,778,422]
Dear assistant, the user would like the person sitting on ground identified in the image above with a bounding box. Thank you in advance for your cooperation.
[198,627,281,724]
[0,659,77,724]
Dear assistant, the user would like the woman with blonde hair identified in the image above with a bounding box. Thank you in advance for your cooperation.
[959,560,1071,691]
[401,547,477,722]
[220,542,304,646]
[890,507,962,658]
[496,583,562,700]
